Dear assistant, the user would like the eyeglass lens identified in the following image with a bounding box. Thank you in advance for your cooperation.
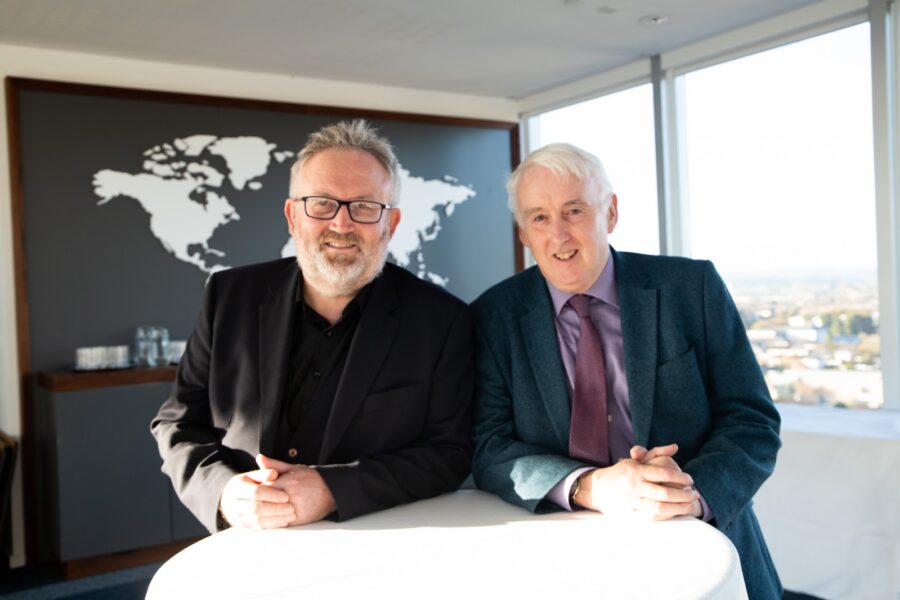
[304,197,384,223]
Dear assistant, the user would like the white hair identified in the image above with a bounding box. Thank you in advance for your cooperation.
[507,143,613,220]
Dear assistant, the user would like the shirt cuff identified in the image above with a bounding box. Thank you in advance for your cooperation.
[546,467,594,511]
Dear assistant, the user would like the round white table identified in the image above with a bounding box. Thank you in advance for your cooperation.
[147,490,747,599]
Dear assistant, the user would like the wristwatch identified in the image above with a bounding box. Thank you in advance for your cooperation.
[569,474,583,508]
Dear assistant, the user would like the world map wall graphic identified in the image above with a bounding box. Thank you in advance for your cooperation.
[93,134,476,286]
[10,78,516,372]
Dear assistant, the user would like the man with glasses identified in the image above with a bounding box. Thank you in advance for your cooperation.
[152,120,473,531]
[471,143,782,599]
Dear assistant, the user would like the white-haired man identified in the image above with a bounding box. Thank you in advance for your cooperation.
[471,143,782,599]
[152,120,473,531]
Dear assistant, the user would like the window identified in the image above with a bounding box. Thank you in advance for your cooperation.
[679,24,882,408]
[529,84,660,255]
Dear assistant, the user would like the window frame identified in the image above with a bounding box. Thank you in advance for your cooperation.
[518,0,899,411]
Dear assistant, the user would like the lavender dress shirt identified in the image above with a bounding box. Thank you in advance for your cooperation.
[543,255,712,521]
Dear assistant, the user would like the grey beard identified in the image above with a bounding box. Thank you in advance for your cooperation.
[295,230,390,297]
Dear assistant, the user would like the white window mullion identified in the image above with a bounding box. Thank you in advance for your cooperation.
[652,56,690,258]
[870,0,900,410]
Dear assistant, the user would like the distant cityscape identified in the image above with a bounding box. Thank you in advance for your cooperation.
[728,271,882,410]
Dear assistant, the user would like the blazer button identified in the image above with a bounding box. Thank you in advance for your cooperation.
[288,448,298,458]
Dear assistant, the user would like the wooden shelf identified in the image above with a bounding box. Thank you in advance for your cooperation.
[37,367,177,392]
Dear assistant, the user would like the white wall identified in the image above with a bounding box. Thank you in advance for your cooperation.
[0,42,518,566]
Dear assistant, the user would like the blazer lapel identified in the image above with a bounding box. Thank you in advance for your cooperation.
[519,268,572,450]
[318,269,399,462]
[614,251,658,447]
[257,264,299,457]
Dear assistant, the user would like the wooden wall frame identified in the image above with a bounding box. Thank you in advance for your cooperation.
[5,76,522,563]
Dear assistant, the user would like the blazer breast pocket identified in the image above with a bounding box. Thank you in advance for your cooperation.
[357,382,428,447]
[364,382,427,407]
[653,347,711,447]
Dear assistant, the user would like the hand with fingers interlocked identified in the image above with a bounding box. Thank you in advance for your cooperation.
[572,443,702,520]
[218,454,337,529]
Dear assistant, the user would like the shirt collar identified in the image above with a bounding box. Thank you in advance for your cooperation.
[546,250,619,316]
[295,271,374,321]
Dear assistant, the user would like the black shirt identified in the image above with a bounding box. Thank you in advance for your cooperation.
[284,277,372,433]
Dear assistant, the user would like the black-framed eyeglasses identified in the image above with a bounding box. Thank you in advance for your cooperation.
[293,196,392,224]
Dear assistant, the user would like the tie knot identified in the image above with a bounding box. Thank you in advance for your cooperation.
[568,294,593,318]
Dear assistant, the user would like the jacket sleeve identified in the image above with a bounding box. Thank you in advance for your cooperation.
[150,273,242,533]
[683,261,782,532]
[317,306,474,521]
[470,317,586,513]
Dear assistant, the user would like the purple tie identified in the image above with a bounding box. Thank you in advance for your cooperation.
[567,294,610,466]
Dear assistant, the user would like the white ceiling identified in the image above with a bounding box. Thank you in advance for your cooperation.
[0,0,823,99]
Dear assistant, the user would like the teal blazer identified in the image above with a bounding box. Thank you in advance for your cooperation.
[471,249,782,600]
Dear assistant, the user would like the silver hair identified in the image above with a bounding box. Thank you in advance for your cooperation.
[507,143,613,220]
[290,119,401,205]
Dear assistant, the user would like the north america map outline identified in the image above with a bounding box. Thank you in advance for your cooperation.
[92,134,476,286]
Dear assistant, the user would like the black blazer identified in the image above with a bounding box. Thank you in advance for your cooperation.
[151,258,474,532]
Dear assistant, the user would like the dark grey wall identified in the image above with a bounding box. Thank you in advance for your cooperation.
[15,87,516,372]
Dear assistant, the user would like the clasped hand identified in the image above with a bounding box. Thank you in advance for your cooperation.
[573,444,702,521]
[218,454,337,529]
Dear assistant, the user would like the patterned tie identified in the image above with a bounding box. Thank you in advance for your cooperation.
[567,294,610,466]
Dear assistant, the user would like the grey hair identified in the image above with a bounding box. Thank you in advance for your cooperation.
[290,119,401,205]
[507,143,613,220]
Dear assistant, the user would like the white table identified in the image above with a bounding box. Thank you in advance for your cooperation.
[148,490,747,600]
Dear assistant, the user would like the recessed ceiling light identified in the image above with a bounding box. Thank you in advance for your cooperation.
[639,14,670,26]
[596,5,618,14]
